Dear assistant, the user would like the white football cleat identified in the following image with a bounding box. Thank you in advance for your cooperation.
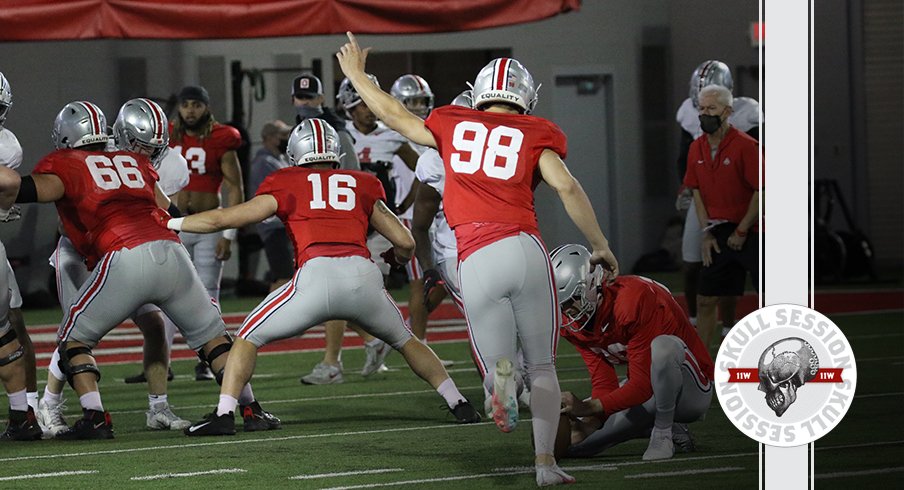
[642,427,675,460]
[36,398,69,439]
[361,339,391,377]
[147,402,192,430]
[301,362,344,385]
[491,357,518,433]
[535,463,576,486]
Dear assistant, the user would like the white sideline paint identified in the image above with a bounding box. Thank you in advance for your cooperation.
[0,470,98,481]
[624,467,746,479]
[130,468,247,480]
[289,468,403,480]
[816,467,904,479]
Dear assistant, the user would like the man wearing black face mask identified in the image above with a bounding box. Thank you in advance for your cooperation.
[683,84,763,351]
[249,120,294,291]
[291,74,359,170]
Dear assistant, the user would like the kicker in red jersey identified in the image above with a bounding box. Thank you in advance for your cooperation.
[424,105,567,260]
[255,167,386,267]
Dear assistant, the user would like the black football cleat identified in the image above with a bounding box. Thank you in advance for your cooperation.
[184,411,236,436]
[449,400,482,424]
[55,409,114,440]
[195,362,215,381]
[1,407,43,441]
[240,401,281,432]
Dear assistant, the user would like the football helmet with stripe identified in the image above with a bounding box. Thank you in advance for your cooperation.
[689,60,733,109]
[51,101,109,150]
[286,118,341,167]
[337,73,380,110]
[549,244,604,332]
[113,98,170,168]
[471,58,538,114]
[390,74,434,119]
[450,90,473,109]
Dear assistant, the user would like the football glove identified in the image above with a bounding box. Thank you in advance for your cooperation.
[422,268,445,309]
[151,207,173,229]
[380,247,405,269]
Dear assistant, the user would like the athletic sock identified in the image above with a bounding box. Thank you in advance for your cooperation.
[216,394,238,416]
[237,383,255,405]
[436,378,466,409]
[26,391,38,411]
[527,364,560,456]
[79,391,104,412]
[8,389,27,411]
[42,387,62,406]
[148,393,168,409]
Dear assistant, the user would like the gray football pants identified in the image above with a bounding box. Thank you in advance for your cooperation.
[458,233,559,390]
[179,230,224,303]
[238,256,414,349]
[57,240,227,350]
[567,335,713,458]
[0,241,11,337]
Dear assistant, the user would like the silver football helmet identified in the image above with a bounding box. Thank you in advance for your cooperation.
[470,58,538,114]
[390,74,435,119]
[336,74,380,110]
[690,60,733,108]
[113,98,170,168]
[0,72,11,129]
[450,90,473,109]
[51,101,109,150]
[286,118,341,167]
[550,244,604,332]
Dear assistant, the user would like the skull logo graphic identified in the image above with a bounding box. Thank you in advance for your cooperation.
[757,338,819,417]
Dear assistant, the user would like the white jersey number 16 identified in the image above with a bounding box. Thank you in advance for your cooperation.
[450,122,524,180]
[308,173,356,211]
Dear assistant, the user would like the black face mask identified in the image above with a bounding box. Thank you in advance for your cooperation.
[278,139,289,154]
[699,113,723,135]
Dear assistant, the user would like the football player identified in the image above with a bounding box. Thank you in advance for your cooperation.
[0,71,38,419]
[674,60,762,340]
[337,33,618,486]
[386,74,454,366]
[38,99,193,437]
[168,85,243,381]
[1,101,278,439]
[550,244,713,461]
[155,118,481,435]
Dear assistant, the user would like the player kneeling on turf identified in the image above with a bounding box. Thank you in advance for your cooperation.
[550,244,713,460]
[156,118,480,436]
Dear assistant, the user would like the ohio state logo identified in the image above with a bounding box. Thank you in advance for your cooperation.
[715,304,857,447]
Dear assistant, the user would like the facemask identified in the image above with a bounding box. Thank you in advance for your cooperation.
[295,105,323,120]
[699,113,723,135]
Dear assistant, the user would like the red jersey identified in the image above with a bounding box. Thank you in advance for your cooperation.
[33,149,179,270]
[683,126,762,223]
[256,167,385,267]
[424,105,567,260]
[169,123,241,193]
[560,276,714,417]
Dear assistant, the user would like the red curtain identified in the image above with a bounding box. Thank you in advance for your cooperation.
[0,0,580,41]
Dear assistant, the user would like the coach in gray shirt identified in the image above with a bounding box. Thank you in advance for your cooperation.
[250,120,294,290]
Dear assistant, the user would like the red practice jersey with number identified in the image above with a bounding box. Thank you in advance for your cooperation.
[256,167,386,267]
[33,149,179,270]
[560,275,714,417]
[169,123,241,193]
[424,105,567,260]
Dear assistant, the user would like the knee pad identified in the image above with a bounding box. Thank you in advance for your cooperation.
[196,334,233,383]
[0,329,24,367]
[58,345,101,389]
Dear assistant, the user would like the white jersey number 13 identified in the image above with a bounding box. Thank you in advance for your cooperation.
[450,122,524,180]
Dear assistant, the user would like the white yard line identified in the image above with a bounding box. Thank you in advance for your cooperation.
[318,469,534,489]
[816,467,904,479]
[289,469,403,480]
[624,466,746,479]
[848,332,904,339]
[130,468,247,480]
[0,422,491,463]
[0,470,98,481]
[855,391,904,399]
